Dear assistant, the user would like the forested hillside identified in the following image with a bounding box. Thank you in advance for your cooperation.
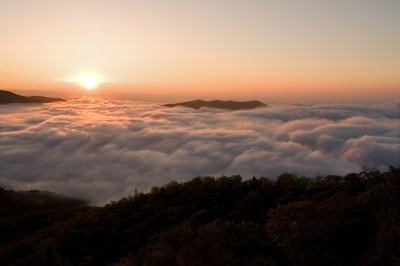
[1,168,399,266]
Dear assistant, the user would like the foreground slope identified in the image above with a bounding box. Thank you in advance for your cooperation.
[0,168,399,266]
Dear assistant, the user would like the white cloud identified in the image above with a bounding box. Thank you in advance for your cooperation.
[0,98,399,204]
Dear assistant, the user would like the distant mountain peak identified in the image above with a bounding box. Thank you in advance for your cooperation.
[163,99,266,110]
[0,90,65,104]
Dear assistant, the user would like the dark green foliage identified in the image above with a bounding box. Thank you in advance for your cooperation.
[118,220,278,266]
[0,168,399,265]
[267,194,374,265]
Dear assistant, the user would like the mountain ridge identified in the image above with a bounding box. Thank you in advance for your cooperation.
[0,90,65,104]
[163,99,266,110]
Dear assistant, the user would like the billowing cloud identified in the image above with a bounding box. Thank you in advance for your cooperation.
[0,98,399,205]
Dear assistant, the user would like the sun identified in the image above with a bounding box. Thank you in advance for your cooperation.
[77,75,101,90]
[62,72,107,91]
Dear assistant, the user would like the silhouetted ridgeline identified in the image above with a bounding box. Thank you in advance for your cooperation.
[0,90,65,104]
[0,188,86,218]
[0,168,399,265]
[163,99,266,110]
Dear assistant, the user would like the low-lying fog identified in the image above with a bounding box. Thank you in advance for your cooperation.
[1,98,399,204]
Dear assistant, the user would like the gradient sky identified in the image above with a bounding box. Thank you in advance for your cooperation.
[1,0,399,101]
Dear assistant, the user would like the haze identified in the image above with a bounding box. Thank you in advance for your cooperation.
[1,0,399,101]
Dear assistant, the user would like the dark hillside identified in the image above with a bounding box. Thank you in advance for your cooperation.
[0,168,399,265]
[0,90,65,104]
[0,188,87,218]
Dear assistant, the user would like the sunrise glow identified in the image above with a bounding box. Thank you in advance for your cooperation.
[77,75,101,90]
[0,1,398,101]
[63,73,105,91]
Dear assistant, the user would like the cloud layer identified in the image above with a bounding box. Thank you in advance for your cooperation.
[1,98,399,204]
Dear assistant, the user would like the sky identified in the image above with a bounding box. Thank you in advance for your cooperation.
[1,0,399,101]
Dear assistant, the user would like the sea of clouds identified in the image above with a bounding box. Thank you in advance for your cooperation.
[1,97,399,204]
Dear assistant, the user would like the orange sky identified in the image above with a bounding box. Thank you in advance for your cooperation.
[1,0,399,102]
